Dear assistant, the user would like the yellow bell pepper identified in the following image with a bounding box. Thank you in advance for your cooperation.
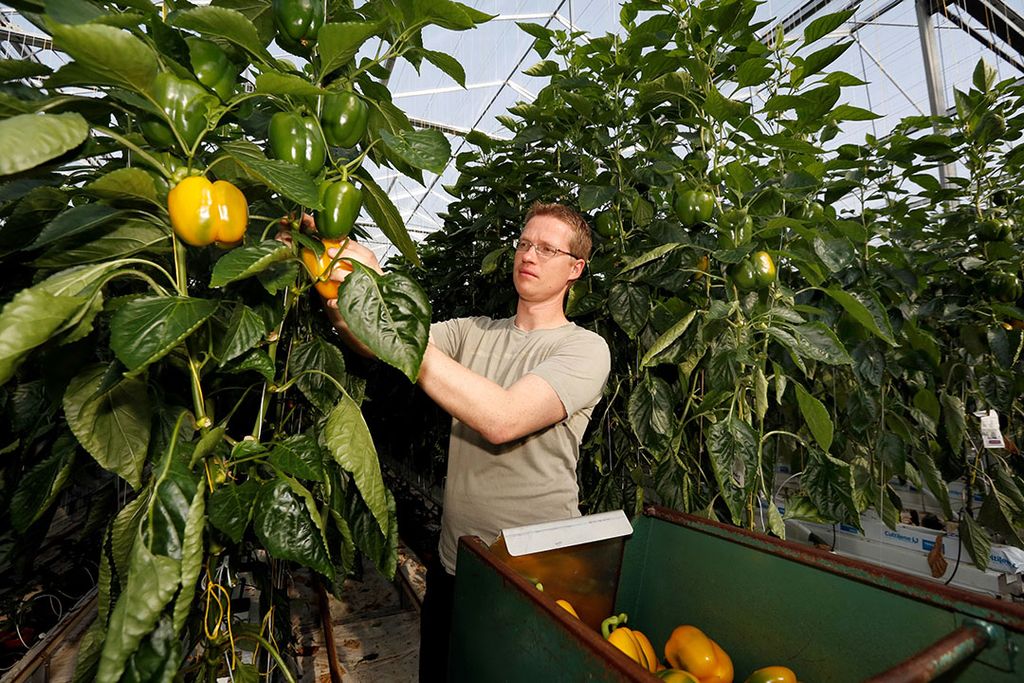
[664,625,733,683]
[301,238,352,299]
[601,613,658,672]
[167,176,248,247]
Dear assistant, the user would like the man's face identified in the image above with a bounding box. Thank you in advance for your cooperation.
[512,214,584,303]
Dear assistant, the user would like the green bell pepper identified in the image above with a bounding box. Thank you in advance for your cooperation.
[140,72,215,152]
[317,179,362,239]
[990,271,1023,302]
[594,211,618,238]
[720,207,752,246]
[977,216,1014,242]
[267,111,326,175]
[187,38,238,103]
[674,188,714,226]
[731,251,777,291]
[321,92,369,148]
[272,0,323,54]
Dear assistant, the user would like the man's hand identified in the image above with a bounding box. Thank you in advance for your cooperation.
[321,237,383,358]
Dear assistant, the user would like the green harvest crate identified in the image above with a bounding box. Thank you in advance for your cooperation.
[449,505,1024,682]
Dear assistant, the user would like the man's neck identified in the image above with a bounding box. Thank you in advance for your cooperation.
[513,298,569,331]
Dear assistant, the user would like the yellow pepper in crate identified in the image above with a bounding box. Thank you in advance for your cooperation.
[168,176,248,247]
[664,625,733,683]
[743,666,797,683]
[601,613,658,672]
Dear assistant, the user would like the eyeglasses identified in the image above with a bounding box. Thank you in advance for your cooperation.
[515,238,579,260]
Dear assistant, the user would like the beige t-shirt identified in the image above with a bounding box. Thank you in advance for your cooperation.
[430,316,611,573]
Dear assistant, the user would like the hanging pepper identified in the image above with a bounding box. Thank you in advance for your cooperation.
[601,613,658,673]
[719,207,752,246]
[317,179,362,239]
[186,38,238,102]
[268,111,326,175]
[730,251,776,291]
[272,0,323,54]
[301,238,353,299]
[140,72,216,152]
[674,187,714,226]
[167,176,248,247]
[321,91,369,148]
[663,625,733,683]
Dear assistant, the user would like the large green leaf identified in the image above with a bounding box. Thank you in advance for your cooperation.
[413,47,467,87]
[336,266,430,382]
[269,433,325,482]
[10,430,76,532]
[63,363,150,489]
[211,302,266,365]
[803,448,859,527]
[324,389,389,535]
[96,542,181,683]
[627,374,675,459]
[169,6,275,64]
[379,128,451,175]
[145,450,199,560]
[172,484,206,635]
[85,167,160,205]
[318,21,379,79]
[111,491,150,585]
[208,479,259,543]
[290,337,347,413]
[219,140,320,207]
[799,41,852,79]
[27,202,122,249]
[791,322,852,365]
[209,239,291,287]
[794,382,833,452]
[706,415,755,525]
[641,310,696,367]
[121,616,181,683]
[358,173,420,266]
[0,112,90,176]
[609,281,650,339]
[35,219,168,267]
[0,287,85,386]
[109,296,218,374]
[49,22,158,93]
[802,9,855,46]
[822,287,896,346]
[0,58,53,81]
[959,513,992,571]
[347,485,398,580]
[253,478,333,576]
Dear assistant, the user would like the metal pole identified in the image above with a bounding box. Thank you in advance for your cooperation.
[915,0,955,186]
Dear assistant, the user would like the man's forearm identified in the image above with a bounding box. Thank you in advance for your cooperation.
[416,343,566,445]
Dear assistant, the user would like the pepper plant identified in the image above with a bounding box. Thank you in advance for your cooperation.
[0,0,488,679]
[388,0,1024,571]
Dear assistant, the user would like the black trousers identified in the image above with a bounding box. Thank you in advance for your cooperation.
[418,555,456,682]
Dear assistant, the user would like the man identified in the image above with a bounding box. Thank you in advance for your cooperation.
[323,202,611,681]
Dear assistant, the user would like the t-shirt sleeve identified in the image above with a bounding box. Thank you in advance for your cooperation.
[430,318,464,358]
[529,330,611,416]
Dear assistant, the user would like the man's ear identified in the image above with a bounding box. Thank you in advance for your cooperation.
[570,258,585,279]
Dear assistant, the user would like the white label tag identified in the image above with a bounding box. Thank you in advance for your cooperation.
[979,409,1005,449]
